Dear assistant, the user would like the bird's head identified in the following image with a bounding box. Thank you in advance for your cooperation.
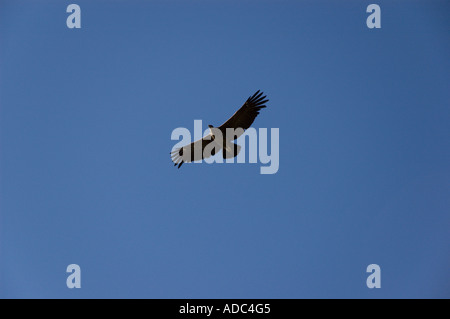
[208,125,217,141]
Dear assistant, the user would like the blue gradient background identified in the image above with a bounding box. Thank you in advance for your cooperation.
[1,0,449,298]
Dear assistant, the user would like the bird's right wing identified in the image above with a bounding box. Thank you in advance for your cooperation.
[170,136,221,168]
[218,90,268,139]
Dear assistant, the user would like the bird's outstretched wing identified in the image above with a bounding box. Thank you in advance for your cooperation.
[170,136,221,168]
[218,90,268,140]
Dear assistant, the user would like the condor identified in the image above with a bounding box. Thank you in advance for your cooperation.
[171,90,269,168]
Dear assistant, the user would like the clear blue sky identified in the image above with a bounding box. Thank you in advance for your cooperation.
[1,0,449,298]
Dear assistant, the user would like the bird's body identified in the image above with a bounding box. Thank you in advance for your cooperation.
[171,90,269,168]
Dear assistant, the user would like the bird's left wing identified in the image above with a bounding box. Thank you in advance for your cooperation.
[170,135,220,168]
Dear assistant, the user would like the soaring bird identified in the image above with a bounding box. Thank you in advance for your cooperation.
[171,90,269,168]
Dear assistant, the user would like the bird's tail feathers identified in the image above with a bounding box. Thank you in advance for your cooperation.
[223,142,241,159]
